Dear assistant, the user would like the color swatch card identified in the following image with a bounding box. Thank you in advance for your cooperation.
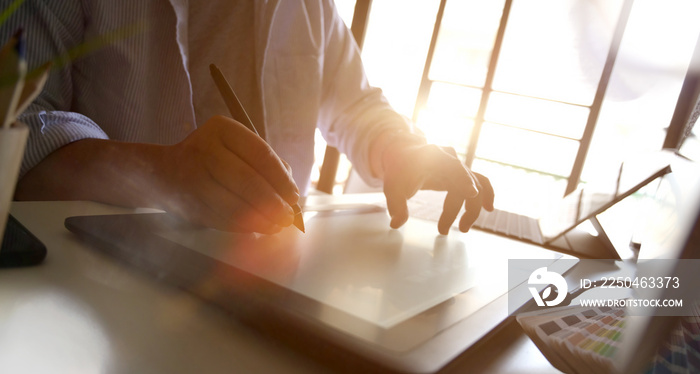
[646,302,700,374]
[517,305,623,374]
[517,302,700,374]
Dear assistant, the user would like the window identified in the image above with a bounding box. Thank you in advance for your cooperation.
[320,0,700,217]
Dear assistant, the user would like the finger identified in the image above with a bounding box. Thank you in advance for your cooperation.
[198,182,285,234]
[281,159,293,175]
[280,158,300,198]
[171,178,284,234]
[384,182,410,229]
[211,204,284,235]
[204,146,295,227]
[226,206,285,235]
[212,116,300,204]
[458,195,483,232]
[438,190,464,235]
[458,172,494,232]
[474,173,495,211]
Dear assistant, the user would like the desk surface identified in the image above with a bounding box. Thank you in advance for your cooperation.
[3,197,563,374]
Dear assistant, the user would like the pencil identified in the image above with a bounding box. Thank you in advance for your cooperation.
[209,63,305,233]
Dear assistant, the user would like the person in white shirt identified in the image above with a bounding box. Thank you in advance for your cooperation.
[6,0,493,235]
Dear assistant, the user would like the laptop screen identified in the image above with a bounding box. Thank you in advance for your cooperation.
[538,151,674,240]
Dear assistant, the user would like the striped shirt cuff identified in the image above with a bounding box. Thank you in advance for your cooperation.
[18,110,109,178]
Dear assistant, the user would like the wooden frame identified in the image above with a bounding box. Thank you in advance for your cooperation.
[317,0,373,194]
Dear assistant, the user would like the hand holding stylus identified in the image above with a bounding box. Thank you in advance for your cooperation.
[157,116,301,234]
[209,64,305,233]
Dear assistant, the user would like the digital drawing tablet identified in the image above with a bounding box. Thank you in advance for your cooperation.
[65,200,575,373]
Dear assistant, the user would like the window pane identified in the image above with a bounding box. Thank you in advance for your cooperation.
[476,122,579,176]
[428,82,482,117]
[486,92,590,139]
[333,0,357,27]
[493,0,624,105]
[429,0,506,87]
[581,0,700,183]
[361,0,441,117]
[415,83,481,150]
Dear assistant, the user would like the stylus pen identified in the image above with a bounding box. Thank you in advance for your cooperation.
[209,63,305,233]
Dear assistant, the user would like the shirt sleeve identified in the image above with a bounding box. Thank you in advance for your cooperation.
[316,0,415,187]
[2,1,108,178]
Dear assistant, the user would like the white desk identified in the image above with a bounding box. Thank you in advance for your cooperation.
[3,197,565,374]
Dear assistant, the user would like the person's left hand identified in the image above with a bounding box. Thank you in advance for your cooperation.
[382,141,494,235]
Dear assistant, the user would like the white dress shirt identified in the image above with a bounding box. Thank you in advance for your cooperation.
[5,0,411,194]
